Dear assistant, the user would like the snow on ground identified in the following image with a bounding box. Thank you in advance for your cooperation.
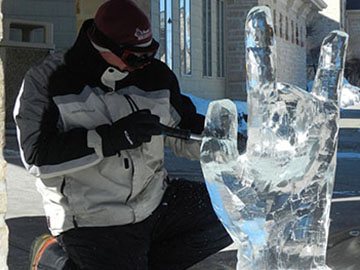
[341,79,360,108]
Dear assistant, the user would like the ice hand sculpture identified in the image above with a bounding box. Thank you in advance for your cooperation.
[200,6,348,270]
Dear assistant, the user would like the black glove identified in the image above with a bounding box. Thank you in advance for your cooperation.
[96,109,162,157]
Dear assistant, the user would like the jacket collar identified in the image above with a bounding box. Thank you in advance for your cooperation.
[101,67,129,90]
[64,19,128,90]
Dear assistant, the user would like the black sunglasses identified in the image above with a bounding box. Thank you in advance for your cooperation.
[120,48,158,68]
[89,23,159,68]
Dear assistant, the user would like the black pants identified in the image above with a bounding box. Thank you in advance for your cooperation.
[57,179,232,270]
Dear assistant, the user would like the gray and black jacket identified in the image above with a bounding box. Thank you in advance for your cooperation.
[14,20,204,235]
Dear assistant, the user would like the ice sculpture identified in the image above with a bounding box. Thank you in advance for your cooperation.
[200,6,348,270]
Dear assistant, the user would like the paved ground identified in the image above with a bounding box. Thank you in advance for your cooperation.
[4,119,360,269]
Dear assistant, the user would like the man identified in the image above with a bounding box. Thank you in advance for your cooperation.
[14,0,232,269]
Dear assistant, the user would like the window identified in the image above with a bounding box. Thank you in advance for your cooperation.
[159,0,173,69]
[279,13,283,38]
[300,26,304,47]
[296,23,299,45]
[216,0,225,77]
[285,16,289,41]
[180,0,191,75]
[273,10,277,35]
[291,20,295,43]
[5,19,54,48]
[203,0,212,77]
[10,27,45,43]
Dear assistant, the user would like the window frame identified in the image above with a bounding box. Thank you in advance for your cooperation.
[216,0,225,77]
[179,0,192,75]
[159,0,173,69]
[202,0,212,77]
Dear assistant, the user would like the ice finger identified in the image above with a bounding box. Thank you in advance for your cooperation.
[200,99,243,245]
[312,31,348,103]
[200,99,239,165]
[245,6,277,101]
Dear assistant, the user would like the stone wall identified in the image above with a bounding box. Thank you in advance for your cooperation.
[270,0,308,88]
[276,38,307,88]
[307,13,341,53]
[225,0,312,100]
[0,4,9,269]
[2,47,50,128]
[306,1,343,81]
[0,56,7,268]
[346,10,360,60]
[225,0,256,100]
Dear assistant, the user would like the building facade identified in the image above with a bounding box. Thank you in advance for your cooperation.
[148,0,326,100]
[3,0,356,109]
[2,0,76,49]
[0,0,330,103]
[306,0,345,80]
[0,0,78,127]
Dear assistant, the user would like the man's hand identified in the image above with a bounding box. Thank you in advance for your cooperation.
[200,6,348,270]
[97,109,162,156]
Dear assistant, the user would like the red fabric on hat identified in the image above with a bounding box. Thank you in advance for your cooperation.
[94,0,152,46]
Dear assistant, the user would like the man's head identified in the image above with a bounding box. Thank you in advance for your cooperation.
[88,0,159,71]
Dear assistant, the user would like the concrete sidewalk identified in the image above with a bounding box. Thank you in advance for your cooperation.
[4,131,360,269]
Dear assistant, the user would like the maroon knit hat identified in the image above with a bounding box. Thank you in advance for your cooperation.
[89,0,156,50]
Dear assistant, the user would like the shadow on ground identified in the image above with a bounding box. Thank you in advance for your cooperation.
[6,204,360,270]
[6,217,49,270]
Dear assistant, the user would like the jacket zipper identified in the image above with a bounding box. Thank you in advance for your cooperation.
[125,157,135,203]
[125,156,136,223]
[123,94,138,211]
[60,178,66,196]
[106,91,139,222]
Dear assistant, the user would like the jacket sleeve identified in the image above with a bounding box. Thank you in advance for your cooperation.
[14,65,103,179]
[164,70,205,160]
